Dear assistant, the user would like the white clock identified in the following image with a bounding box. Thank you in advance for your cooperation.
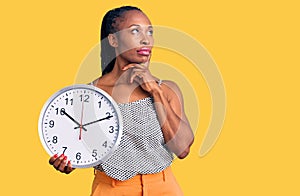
[38,84,123,168]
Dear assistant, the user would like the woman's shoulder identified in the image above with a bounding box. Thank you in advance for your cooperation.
[90,75,112,86]
[160,80,181,92]
[90,76,114,93]
[160,80,183,101]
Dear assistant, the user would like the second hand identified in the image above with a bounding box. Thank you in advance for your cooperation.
[79,101,84,140]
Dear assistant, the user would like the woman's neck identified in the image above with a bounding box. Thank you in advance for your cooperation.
[107,58,133,85]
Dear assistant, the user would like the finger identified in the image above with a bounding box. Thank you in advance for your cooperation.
[141,60,150,68]
[133,63,148,70]
[131,69,145,77]
[64,161,75,174]
[142,54,151,68]
[130,71,144,83]
[122,63,137,71]
[52,154,64,169]
[122,61,150,71]
[58,155,68,172]
[133,76,144,85]
[49,154,58,165]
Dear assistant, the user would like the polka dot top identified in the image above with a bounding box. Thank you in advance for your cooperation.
[94,97,173,181]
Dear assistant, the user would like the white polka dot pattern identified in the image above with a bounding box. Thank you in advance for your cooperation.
[94,97,173,181]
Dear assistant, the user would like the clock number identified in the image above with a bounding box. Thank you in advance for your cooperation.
[109,126,114,133]
[79,94,89,102]
[98,101,101,108]
[55,108,65,115]
[65,98,73,105]
[49,120,55,128]
[102,141,107,148]
[62,146,67,154]
[52,136,58,144]
[92,149,97,157]
[106,112,111,116]
[76,152,81,160]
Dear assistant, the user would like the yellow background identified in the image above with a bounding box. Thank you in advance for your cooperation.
[1,0,299,195]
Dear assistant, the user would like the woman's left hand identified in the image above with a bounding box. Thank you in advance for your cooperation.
[122,61,160,94]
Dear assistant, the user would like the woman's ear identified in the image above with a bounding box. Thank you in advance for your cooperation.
[108,33,118,48]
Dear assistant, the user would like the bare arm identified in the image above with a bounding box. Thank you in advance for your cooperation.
[150,80,194,159]
[124,63,194,158]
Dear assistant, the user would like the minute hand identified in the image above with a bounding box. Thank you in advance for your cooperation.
[74,115,113,129]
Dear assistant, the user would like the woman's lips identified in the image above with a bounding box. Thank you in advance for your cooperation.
[137,48,151,56]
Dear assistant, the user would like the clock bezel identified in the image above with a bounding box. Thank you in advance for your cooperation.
[38,84,123,168]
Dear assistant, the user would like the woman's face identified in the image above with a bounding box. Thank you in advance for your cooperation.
[113,10,154,64]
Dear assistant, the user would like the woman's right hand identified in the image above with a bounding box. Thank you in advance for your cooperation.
[49,154,75,174]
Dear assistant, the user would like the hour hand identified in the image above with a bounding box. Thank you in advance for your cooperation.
[74,114,113,129]
[61,110,87,131]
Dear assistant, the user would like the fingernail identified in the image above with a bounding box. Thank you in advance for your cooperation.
[68,160,71,165]
[64,156,68,160]
[53,154,58,158]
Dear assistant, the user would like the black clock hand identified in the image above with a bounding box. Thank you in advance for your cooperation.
[61,110,87,131]
[74,115,113,129]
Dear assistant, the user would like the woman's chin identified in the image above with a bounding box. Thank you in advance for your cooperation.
[129,58,149,64]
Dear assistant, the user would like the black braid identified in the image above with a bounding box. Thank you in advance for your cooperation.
[100,6,142,75]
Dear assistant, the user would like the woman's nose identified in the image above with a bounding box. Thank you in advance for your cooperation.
[140,34,150,45]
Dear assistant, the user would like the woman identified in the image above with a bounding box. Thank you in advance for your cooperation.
[49,6,194,195]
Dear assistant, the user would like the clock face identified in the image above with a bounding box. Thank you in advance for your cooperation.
[38,84,123,168]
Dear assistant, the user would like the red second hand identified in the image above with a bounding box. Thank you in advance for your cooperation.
[79,101,84,140]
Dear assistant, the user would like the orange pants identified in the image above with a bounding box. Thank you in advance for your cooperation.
[90,167,184,196]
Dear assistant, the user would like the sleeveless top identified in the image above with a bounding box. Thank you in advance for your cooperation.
[94,96,173,181]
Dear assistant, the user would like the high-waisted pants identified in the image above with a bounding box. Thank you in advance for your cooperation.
[90,167,184,196]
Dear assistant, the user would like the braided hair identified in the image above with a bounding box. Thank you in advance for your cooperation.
[100,6,142,75]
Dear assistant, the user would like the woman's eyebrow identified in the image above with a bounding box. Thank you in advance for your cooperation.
[128,24,153,28]
[128,24,140,28]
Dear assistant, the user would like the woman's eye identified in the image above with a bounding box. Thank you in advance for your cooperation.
[131,29,139,34]
[147,30,153,36]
